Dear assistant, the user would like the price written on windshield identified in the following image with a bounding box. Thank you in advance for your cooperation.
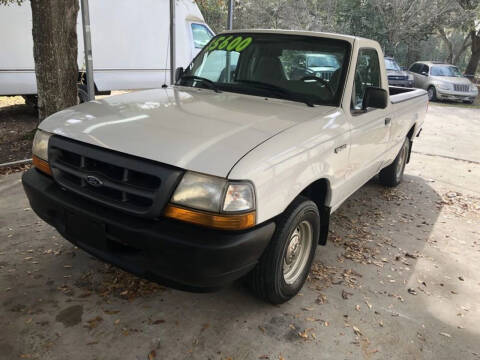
[207,36,253,53]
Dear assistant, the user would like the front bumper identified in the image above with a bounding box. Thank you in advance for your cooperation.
[22,169,275,290]
[437,89,477,102]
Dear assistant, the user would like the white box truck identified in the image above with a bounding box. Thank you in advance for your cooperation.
[0,0,214,101]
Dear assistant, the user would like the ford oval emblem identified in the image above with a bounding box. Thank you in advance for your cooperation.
[85,175,103,187]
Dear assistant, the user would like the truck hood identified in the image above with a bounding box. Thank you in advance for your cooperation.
[430,76,472,85]
[387,69,409,77]
[39,87,335,177]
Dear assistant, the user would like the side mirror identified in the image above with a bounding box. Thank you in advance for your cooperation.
[421,71,428,76]
[362,86,388,110]
[175,67,184,83]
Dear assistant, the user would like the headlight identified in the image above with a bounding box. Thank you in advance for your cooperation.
[166,171,256,230]
[408,74,414,81]
[171,172,226,212]
[32,129,52,161]
[32,129,52,175]
[471,84,478,93]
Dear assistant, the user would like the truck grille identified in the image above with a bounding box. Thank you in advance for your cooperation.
[318,71,333,81]
[388,75,408,81]
[48,136,183,218]
[454,84,469,92]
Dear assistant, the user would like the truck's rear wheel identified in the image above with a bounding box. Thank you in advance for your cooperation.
[379,137,410,187]
[77,83,89,104]
[247,196,319,304]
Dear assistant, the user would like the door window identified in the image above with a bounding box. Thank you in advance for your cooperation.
[420,64,429,75]
[409,63,421,73]
[351,48,381,110]
[191,23,214,49]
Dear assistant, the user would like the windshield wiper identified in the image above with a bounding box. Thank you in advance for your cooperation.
[179,75,221,93]
[235,80,315,107]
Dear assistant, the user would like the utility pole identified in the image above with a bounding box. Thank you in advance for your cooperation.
[170,0,176,84]
[227,0,234,30]
[80,0,95,101]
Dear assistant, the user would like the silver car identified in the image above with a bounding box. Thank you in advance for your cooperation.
[409,61,478,103]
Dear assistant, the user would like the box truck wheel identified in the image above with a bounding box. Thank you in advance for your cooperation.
[23,95,38,109]
[77,84,89,104]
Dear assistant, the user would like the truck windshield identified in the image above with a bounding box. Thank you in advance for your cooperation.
[430,66,462,77]
[385,58,401,71]
[179,33,351,107]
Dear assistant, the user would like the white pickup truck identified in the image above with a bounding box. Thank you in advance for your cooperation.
[23,30,427,304]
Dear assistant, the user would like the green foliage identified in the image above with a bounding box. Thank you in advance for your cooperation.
[0,0,23,5]
[196,0,479,72]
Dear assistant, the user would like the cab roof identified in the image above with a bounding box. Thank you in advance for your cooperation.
[221,29,360,43]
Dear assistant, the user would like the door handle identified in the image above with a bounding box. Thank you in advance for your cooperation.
[385,117,391,125]
[334,144,347,154]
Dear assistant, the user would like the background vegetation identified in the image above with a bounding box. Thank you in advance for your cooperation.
[197,0,480,75]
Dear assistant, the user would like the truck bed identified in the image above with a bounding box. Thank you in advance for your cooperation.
[389,86,427,104]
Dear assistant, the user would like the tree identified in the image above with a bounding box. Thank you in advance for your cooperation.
[457,0,480,77]
[1,0,79,120]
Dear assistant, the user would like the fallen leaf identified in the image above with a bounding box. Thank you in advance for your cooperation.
[148,350,156,360]
[353,326,362,336]
[342,290,353,299]
[439,332,451,338]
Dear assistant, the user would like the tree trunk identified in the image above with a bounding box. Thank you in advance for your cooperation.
[465,30,480,77]
[30,0,79,120]
[438,28,454,64]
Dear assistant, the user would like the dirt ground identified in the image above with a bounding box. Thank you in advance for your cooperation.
[0,96,37,164]
[0,103,479,360]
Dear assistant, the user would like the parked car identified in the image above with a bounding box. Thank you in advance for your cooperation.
[385,57,414,87]
[409,61,478,103]
[23,30,428,304]
[0,0,214,102]
[287,53,341,81]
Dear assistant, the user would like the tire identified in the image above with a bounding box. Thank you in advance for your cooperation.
[427,86,436,101]
[463,100,474,105]
[77,83,89,104]
[247,196,320,304]
[23,95,38,108]
[379,137,410,187]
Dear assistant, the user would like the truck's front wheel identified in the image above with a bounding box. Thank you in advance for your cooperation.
[247,196,319,304]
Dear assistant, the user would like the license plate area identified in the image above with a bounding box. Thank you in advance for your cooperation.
[66,212,106,250]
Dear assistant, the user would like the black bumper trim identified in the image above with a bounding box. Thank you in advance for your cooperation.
[22,169,275,290]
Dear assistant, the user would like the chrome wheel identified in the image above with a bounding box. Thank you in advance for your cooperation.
[283,220,313,284]
[395,141,408,182]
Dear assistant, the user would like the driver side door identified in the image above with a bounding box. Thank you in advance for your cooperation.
[346,48,391,192]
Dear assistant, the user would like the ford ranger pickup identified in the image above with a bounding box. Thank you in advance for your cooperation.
[22,30,427,304]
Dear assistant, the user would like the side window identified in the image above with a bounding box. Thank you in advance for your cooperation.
[409,63,420,73]
[421,64,429,75]
[351,48,381,110]
[191,23,213,49]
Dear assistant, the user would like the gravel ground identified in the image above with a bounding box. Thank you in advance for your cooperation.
[0,104,479,360]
